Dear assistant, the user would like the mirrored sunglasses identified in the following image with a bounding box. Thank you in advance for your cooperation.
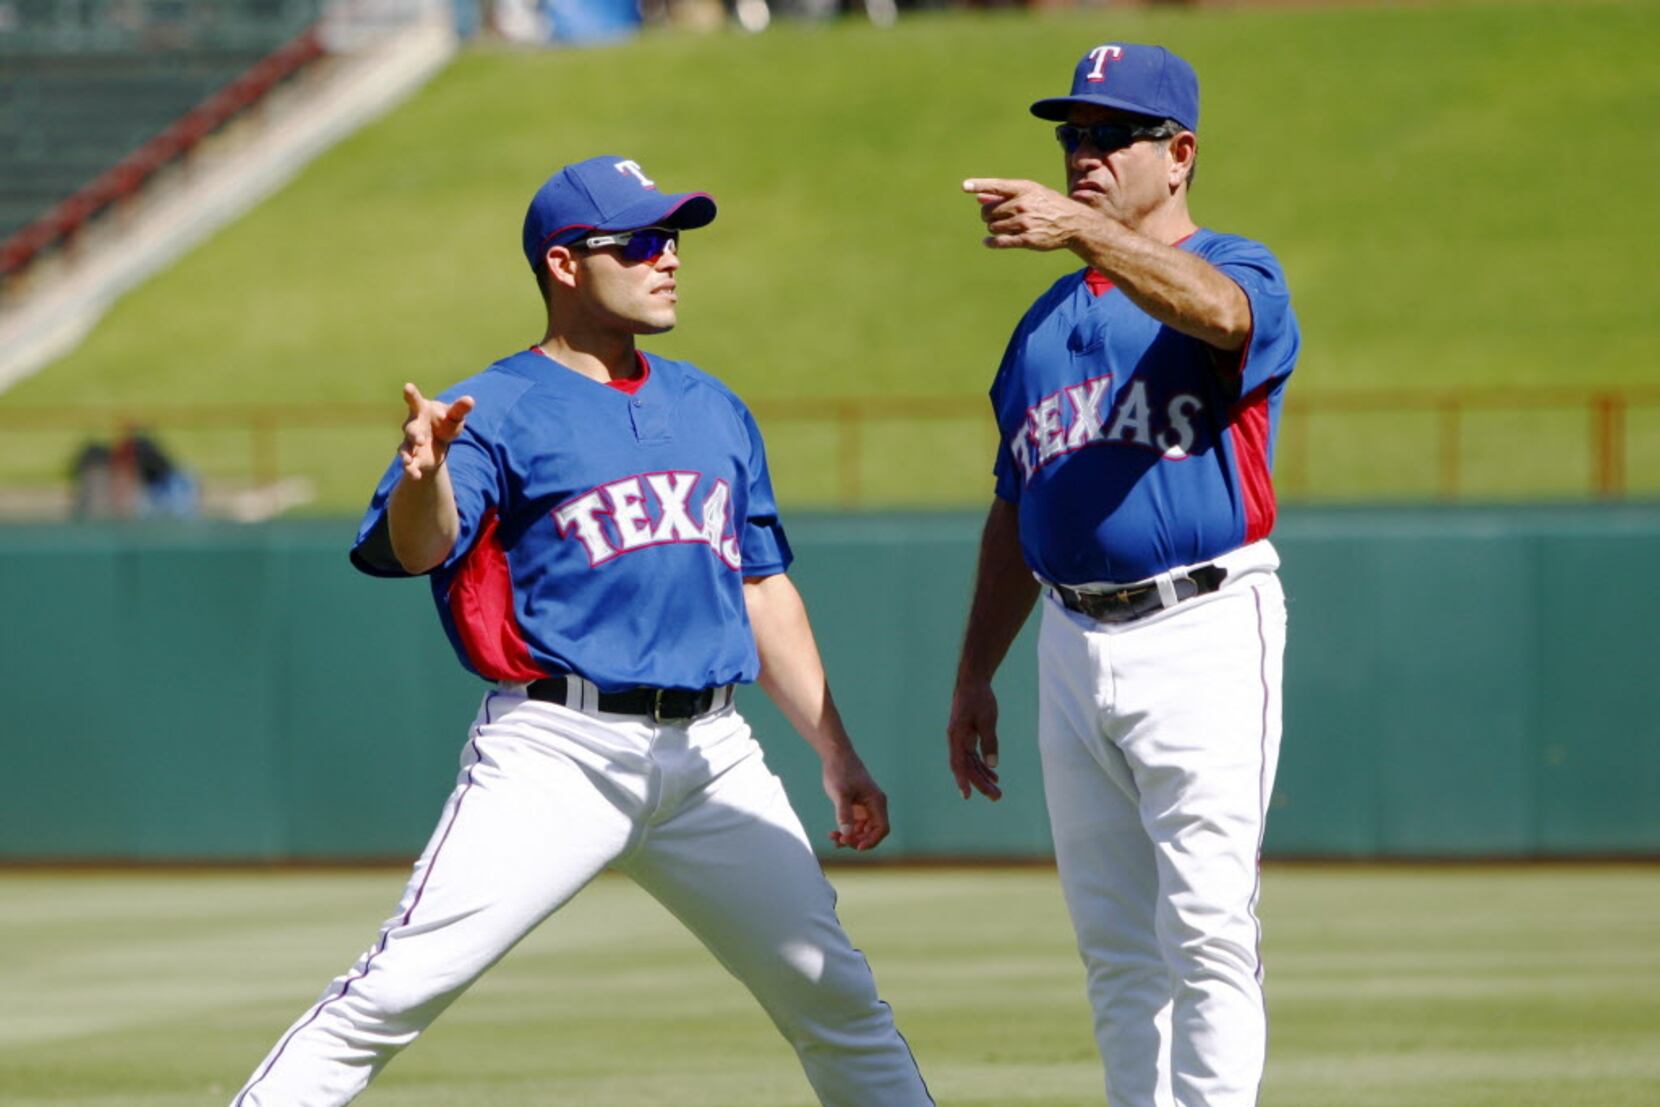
[579,226,679,263]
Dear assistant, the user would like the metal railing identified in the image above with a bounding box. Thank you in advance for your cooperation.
[1276,386,1659,501]
[7,385,1659,509]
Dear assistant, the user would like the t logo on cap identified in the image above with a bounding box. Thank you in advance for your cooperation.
[520,155,718,272]
[1029,42,1201,134]
[615,159,656,189]
[1086,45,1123,83]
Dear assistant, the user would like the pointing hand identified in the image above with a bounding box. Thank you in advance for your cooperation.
[963,177,1089,252]
[399,383,475,480]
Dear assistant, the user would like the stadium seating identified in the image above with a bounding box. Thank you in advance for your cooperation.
[0,0,324,243]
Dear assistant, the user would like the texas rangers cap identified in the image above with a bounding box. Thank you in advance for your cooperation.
[1029,43,1200,133]
[521,155,717,271]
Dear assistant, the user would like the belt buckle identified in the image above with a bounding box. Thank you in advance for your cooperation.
[652,688,694,724]
[1071,583,1150,623]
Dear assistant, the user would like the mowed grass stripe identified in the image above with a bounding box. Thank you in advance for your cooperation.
[4,2,1658,507]
[2,865,1658,1105]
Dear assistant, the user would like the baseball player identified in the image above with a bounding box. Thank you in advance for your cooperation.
[230,155,933,1107]
[945,44,1300,1107]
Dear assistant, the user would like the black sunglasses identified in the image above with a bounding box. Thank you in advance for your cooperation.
[1055,121,1176,155]
[578,226,679,263]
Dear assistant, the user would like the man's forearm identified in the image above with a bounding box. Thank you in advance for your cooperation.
[1069,218,1250,351]
[744,574,856,760]
[956,497,1041,687]
[387,466,461,575]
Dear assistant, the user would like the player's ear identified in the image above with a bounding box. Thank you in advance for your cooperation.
[1166,132,1196,190]
[544,246,581,290]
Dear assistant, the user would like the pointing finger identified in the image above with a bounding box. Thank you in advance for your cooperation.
[442,395,476,429]
[962,178,1024,198]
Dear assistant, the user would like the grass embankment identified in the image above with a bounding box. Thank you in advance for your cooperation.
[6,2,1658,508]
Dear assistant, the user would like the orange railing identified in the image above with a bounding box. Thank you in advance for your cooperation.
[11,401,385,487]
[8,386,1659,508]
[1275,387,1660,501]
[741,387,1660,502]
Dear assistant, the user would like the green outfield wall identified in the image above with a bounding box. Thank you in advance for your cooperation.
[2,504,1657,862]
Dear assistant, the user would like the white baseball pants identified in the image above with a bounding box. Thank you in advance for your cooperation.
[232,692,932,1107]
[1036,541,1286,1107]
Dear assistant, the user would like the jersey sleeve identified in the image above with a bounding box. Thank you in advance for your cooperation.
[349,386,503,578]
[736,404,793,577]
[992,443,1022,503]
[1206,236,1300,397]
[988,319,1028,504]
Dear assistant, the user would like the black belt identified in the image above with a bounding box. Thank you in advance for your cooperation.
[1051,564,1228,624]
[525,676,731,722]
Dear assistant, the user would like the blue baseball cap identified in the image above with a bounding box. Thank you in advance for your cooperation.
[1029,43,1200,133]
[521,155,717,271]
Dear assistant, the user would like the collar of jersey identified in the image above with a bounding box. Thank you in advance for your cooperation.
[607,356,650,395]
[528,346,651,394]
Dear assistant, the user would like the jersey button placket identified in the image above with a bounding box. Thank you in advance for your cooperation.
[628,393,671,443]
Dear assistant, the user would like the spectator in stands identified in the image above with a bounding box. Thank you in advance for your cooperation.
[69,441,116,518]
[69,429,198,520]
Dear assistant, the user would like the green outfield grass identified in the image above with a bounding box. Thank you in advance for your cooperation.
[3,865,1658,1105]
[5,1,1659,508]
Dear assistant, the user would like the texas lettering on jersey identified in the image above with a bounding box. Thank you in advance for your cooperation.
[1009,372,1204,485]
[554,470,741,569]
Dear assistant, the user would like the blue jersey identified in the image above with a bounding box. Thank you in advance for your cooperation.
[989,228,1299,585]
[351,349,792,691]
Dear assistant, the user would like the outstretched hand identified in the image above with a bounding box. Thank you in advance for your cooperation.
[963,178,1091,252]
[823,752,891,851]
[946,680,1004,801]
[399,383,474,480]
